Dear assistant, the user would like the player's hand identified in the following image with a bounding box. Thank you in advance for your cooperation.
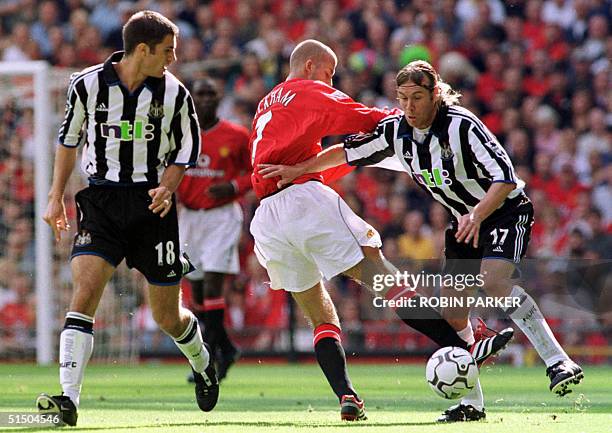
[43,196,70,242]
[207,182,236,199]
[455,212,482,248]
[258,164,303,189]
[148,186,173,218]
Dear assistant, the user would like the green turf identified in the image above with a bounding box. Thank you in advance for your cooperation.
[0,362,610,432]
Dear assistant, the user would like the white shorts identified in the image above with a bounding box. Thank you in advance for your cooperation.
[179,202,243,278]
[250,181,381,292]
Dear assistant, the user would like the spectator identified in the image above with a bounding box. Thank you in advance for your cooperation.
[397,211,436,260]
[542,0,576,30]
[456,0,506,25]
[89,0,122,40]
[2,22,36,61]
[29,0,60,57]
[533,105,561,155]
[581,14,608,62]
[475,51,505,107]
[577,108,611,167]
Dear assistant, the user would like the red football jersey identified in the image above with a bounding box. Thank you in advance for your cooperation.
[177,119,251,210]
[249,78,392,199]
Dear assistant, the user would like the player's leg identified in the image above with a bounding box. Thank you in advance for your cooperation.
[292,282,366,421]
[148,282,218,411]
[343,246,472,348]
[345,246,513,362]
[189,275,218,353]
[178,207,213,351]
[38,186,124,426]
[131,191,217,410]
[479,202,583,396]
[201,271,239,380]
[480,258,583,395]
[37,255,115,426]
[437,285,486,421]
[190,203,242,380]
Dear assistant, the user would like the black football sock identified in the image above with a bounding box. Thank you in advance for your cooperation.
[204,306,236,356]
[213,308,237,356]
[314,324,359,402]
[387,287,467,349]
[195,310,218,354]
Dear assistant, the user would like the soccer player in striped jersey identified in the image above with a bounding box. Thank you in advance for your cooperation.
[260,60,584,422]
[251,41,512,421]
[37,11,218,426]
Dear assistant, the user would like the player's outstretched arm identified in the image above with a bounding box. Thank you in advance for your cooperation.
[44,145,78,242]
[258,144,346,188]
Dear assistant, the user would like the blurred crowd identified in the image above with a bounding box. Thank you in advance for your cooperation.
[0,0,610,361]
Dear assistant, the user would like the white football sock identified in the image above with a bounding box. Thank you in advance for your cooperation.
[461,378,484,411]
[457,322,475,346]
[455,320,483,409]
[60,312,94,408]
[503,285,569,367]
[173,311,210,373]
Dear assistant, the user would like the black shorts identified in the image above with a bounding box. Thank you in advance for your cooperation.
[443,196,534,277]
[72,185,192,285]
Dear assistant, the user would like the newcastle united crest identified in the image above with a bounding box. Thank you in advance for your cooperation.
[148,100,164,119]
[440,140,454,161]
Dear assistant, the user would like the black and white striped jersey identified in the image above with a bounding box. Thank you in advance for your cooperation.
[58,51,200,185]
[344,105,525,220]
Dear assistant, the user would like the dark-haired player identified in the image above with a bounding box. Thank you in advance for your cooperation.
[37,10,218,426]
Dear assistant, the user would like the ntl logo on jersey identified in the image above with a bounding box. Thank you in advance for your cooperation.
[100,120,155,141]
[414,168,452,187]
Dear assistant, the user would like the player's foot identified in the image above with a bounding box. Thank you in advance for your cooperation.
[192,344,219,411]
[217,346,240,382]
[547,359,584,396]
[437,404,486,422]
[469,321,514,365]
[340,395,367,421]
[36,393,78,426]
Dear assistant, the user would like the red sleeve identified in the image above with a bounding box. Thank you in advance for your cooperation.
[307,83,398,184]
[309,82,392,135]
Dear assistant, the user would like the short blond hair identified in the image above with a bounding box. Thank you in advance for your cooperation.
[289,39,337,72]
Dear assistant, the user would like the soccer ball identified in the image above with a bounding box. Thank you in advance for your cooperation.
[425,346,478,399]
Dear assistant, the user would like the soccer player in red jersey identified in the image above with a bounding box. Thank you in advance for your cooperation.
[249,40,512,421]
[177,78,250,382]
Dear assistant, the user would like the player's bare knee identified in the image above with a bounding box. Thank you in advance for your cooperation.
[151,310,182,337]
[344,248,385,289]
[69,283,103,316]
[480,274,511,297]
[308,308,340,329]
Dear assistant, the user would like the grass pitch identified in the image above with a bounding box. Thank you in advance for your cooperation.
[1,362,610,432]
